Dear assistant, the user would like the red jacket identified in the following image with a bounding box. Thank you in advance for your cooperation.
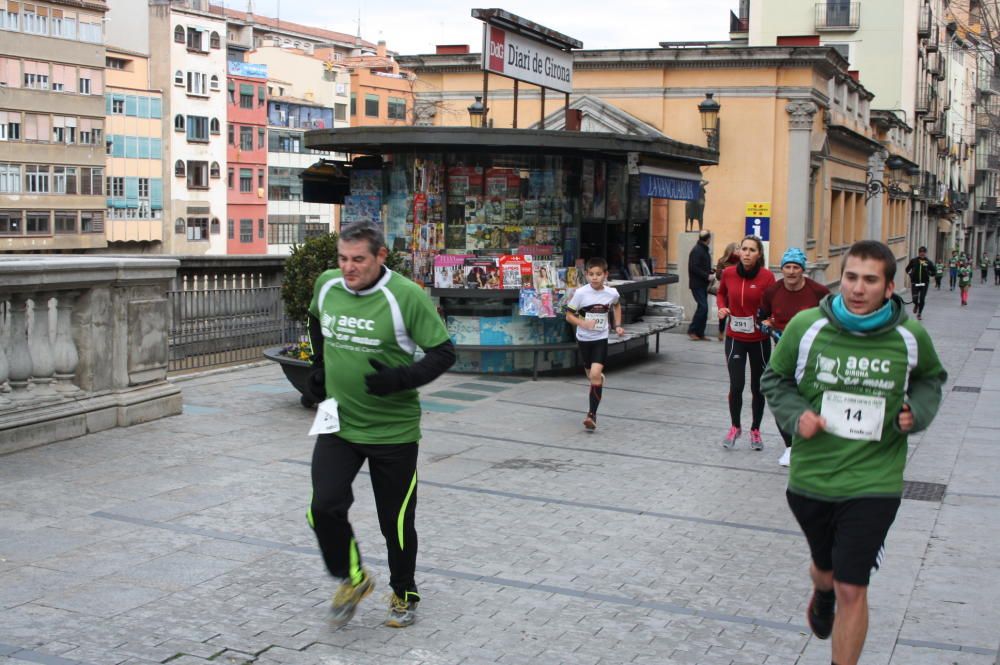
[716,264,775,342]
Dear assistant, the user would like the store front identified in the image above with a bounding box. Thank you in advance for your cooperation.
[304,126,715,373]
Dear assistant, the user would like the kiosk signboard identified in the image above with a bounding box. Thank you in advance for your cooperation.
[483,24,573,94]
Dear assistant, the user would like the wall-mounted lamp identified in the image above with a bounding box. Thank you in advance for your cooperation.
[698,92,721,151]
[866,155,908,201]
[467,96,487,128]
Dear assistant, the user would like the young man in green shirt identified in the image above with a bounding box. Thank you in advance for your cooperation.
[306,222,455,629]
[762,240,947,665]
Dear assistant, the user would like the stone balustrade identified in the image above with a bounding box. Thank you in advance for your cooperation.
[0,256,183,454]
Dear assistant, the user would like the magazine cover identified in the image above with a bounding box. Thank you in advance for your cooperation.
[532,260,557,290]
[538,289,556,318]
[433,254,470,289]
[564,267,579,288]
[464,196,484,224]
[518,288,540,316]
[463,257,496,289]
[484,264,503,289]
[499,254,533,289]
[485,197,505,224]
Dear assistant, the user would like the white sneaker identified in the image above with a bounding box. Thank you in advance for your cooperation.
[778,448,791,467]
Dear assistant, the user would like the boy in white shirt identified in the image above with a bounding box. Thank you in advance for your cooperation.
[565,257,625,430]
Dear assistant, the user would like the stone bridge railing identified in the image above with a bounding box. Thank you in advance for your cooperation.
[0,257,183,454]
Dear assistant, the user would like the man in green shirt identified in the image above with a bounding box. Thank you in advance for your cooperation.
[306,222,455,629]
[762,240,947,665]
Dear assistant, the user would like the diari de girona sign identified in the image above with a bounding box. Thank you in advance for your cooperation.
[484,24,573,94]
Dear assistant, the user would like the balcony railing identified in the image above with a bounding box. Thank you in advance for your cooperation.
[925,24,939,52]
[729,10,749,33]
[977,194,998,211]
[815,2,860,30]
[918,5,932,37]
[916,85,932,114]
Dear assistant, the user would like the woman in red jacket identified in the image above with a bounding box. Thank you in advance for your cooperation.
[716,235,775,450]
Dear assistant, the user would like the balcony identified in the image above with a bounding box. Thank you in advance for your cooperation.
[926,53,945,80]
[925,24,939,52]
[815,2,859,31]
[977,151,1000,171]
[916,85,936,115]
[927,113,947,137]
[729,10,749,33]
[977,194,998,212]
[918,5,932,37]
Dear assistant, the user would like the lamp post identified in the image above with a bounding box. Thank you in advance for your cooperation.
[698,93,721,151]
[907,165,922,199]
[467,96,487,128]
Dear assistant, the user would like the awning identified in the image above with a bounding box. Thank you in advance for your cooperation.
[240,83,254,95]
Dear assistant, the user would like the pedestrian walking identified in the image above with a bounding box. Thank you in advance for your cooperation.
[958,260,973,306]
[993,254,1000,286]
[904,246,934,320]
[757,247,830,467]
[687,230,714,341]
[566,257,624,431]
[762,240,947,665]
[933,259,943,290]
[712,242,740,341]
[980,252,990,284]
[716,234,776,450]
[305,222,456,629]
[947,250,959,290]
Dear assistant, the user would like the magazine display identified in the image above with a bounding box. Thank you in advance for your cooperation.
[433,254,470,289]
[499,255,533,289]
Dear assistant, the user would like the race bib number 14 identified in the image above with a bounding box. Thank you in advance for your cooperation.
[820,391,886,441]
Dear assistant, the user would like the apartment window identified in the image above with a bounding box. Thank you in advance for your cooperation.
[54,211,76,234]
[110,176,125,198]
[174,70,183,86]
[52,117,77,144]
[106,57,127,70]
[0,164,20,193]
[174,218,184,234]
[80,167,102,195]
[78,76,91,95]
[364,94,379,117]
[24,71,50,90]
[227,168,234,189]
[239,126,253,150]
[186,27,205,52]
[187,161,208,189]
[257,168,264,188]
[80,211,103,233]
[239,84,253,108]
[187,115,208,142]
[239,168,252,192]
[0,210,22,235]
[53,10,77,39]
[257,127,265,149]
[138,177,149,199]
[23,113,49,141]
[0,2,19,31]
[210,161,220,179]
[0,113,20,141]
[227,123,234,145]
[22,4,48,35]
[238,219,252,242]
[210,31,220,49]
[186,72,207,96]
[258,85,265,106]
[210,74,219,91]
[350,94,356,116]
[258,218,264,239]
[211,217,220,234]
[268,166,302,201]
[112,98,125,114]
[53,166,76,194]
[26,211,49,235]
[227,218,234,239]
[335,103,347,121]
[78,15,100,43]
[174,25,185,43]
[387,97,406,120]
[25,165,49,193]
[186,217,209,241]
[174,160,185,177]
[174,114,185,132]
[82,126,100,146]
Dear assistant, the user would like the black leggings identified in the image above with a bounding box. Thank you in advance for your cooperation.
[725,336,771,430]
[912,284,929,315]
[310,434,420,599]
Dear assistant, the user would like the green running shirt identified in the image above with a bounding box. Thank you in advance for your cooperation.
[309,268,450,444]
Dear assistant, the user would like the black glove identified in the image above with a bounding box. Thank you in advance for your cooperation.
[304,365,327,405]
[364,358,407,396]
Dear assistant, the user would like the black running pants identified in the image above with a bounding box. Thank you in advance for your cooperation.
[724,336,771,430]
[310,434,420,599]
[912,284,929,315]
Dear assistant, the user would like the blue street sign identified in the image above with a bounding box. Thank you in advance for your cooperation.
[639,174,700,201]
[745,216,770,241]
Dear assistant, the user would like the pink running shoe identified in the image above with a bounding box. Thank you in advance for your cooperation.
[722,426,742,449]
[749,429,764,451]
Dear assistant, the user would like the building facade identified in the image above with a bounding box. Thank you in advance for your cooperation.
[225,60,267,254]
[0,0,109,252]
[104,47,165,249]
[336,41,414,127]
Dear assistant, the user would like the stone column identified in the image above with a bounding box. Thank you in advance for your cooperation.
[28,293,57,397]
[785,101,819,252]
[7,294,33,400]
[867,150,888,241]
[52,292,80,394]
[0,296,9,407]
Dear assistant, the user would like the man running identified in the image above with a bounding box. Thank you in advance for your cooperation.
[904,246,934,321]
[758,247,829,467]
[306,222,455,629]
[980,252,990,284]
[762,240,947,665]
[947,250,959,291]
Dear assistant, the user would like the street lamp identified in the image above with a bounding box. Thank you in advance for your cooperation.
[467,96,487,128]
[866,155,909,201]
[698,93,721,151]
[906,165,923,199]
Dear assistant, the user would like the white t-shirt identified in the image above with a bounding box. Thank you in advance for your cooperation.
[567,284,621,342]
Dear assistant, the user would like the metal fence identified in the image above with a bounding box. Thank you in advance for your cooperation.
[167,281,303,373]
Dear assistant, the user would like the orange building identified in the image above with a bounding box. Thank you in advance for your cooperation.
[318,41,414,127]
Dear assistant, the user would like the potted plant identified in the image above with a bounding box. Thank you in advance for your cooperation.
[266,231,411,407]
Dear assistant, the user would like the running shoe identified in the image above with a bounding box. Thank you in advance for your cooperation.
[778,447,791,467]
[806,588,836,640]
[330,568,374,627]
[722,426,741,449]
[749,429,764,450]
[385,592,418,628]
[583,413,597,430]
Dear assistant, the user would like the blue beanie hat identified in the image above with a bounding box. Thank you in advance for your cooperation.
[781,247,807,269]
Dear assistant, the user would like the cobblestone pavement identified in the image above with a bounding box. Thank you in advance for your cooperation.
[2,282,999,665]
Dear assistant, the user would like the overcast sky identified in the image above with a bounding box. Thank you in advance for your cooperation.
[233,1,739,55]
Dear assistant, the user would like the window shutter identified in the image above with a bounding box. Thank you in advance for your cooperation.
[125,177,139,208]
[137,96,150,118]
[150,138,162,159]
[150,97,162,119]
[240,83,253,95]
[257,85,265,101]
[105,93,112,115]
[125,95,138,116]
[150,179,163,210]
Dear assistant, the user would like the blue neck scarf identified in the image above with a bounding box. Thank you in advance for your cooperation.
[831,294,895,333]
